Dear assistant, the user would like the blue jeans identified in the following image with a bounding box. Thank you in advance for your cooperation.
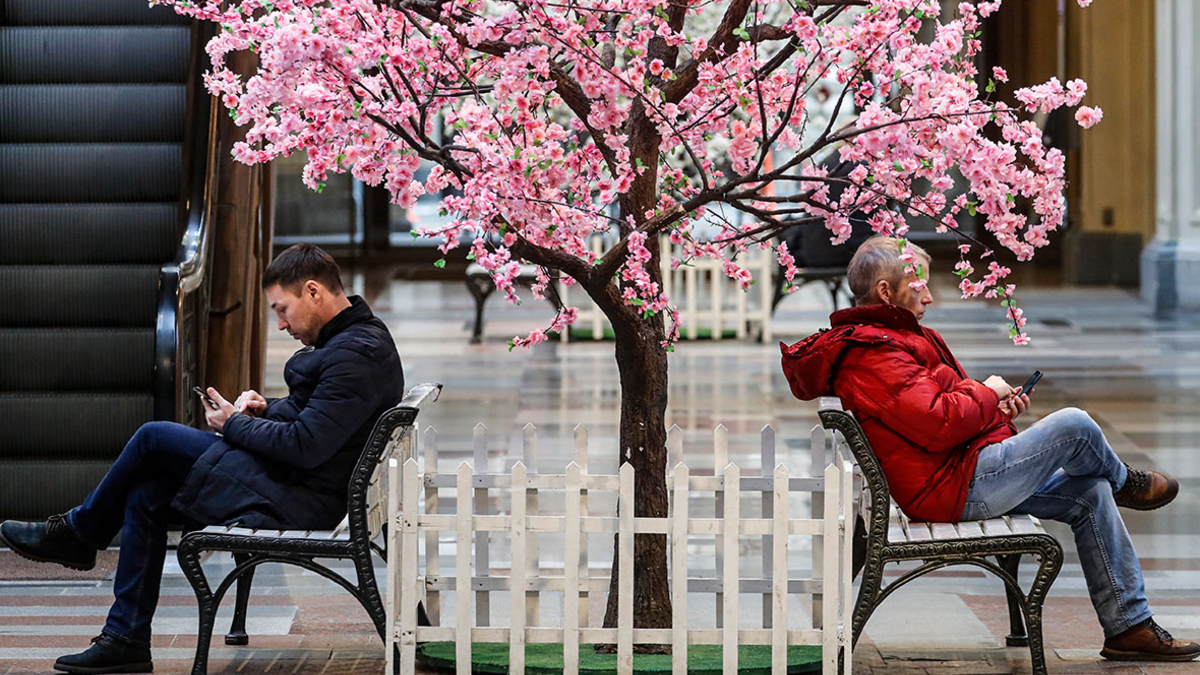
[960,407,1150,638]
[66,422,219,646]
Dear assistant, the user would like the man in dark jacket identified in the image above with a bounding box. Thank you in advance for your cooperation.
[781,236,1198,662]
[0,244,404,673]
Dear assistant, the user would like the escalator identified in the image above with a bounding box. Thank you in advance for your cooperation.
[0,0,213,519]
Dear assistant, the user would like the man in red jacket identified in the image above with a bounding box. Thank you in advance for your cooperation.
[781,236,1197,662]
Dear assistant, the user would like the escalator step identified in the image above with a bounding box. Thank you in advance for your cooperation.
[4,0,191,26]
[0,460,118,521]
[0,27,190,84]
[0,394,153,459]
[0,329,155,391]
[0,204,178,265]
[0,265,159,327]
[0,85,186,143]
[0,143,182,203]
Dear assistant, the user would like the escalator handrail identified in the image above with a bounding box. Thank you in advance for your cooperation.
[154,19,218,422]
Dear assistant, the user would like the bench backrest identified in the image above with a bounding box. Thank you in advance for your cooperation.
[346,382,442,545]
[817,396,894,546]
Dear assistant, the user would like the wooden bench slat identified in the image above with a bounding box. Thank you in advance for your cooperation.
[1007,515,1044,535]
[954,521,986,539]
[929,522,958,540]
[904,521,932,541]
[979,518,1014,536]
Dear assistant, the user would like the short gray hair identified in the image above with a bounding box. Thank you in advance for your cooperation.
[847,236,930,306]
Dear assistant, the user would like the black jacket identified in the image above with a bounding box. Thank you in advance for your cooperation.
[171,296,404,529]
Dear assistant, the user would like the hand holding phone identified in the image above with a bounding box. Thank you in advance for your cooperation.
[193,386,220,411]
[1019,370,1043,396]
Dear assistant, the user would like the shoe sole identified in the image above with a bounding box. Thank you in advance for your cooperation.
[1101,647,1200,662]
[1116,488,1180,511]
[53,661,153,674]
[0,529,95,572]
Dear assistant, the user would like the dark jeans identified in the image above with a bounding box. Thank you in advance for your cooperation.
[66,421,219,646]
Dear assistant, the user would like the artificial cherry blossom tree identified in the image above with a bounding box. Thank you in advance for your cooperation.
[165,0,1100,637]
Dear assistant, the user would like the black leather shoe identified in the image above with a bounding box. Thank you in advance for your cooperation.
[54,634,153,674]
[0,514,97,571]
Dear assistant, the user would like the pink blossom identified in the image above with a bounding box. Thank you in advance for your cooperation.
[1064,78,1088,106]
[158,0,1103,349]
[1075,106,1103,129]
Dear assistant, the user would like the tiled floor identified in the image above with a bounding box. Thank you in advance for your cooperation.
[5,269,1200,674]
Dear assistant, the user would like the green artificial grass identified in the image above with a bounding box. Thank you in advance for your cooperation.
[566,327,739,341]
[415,641,822,674]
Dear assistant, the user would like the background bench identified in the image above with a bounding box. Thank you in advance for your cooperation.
[465,263,561,343]
[816,397,1064,675]
[772,266,850,313]
[176,382,442,675]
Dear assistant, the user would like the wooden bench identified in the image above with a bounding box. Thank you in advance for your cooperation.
[465,263,562,343]
[176,382,443,675]
[817,397,1064,675]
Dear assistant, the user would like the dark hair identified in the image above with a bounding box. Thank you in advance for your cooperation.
[262,243,345,294]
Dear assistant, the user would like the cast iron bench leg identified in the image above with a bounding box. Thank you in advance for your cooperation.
[225,552,254,646]
[465,276,494,344]
[997,553,1029,646]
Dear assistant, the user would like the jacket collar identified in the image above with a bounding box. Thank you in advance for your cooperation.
[315,295,372,348]
[829,303,923,334]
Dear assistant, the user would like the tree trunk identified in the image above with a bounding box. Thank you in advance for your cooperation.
[597,289,673,651]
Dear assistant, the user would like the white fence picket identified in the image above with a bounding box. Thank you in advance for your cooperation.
[455,462,472,675]
[423,426,440,624]
[574,424,590,628]
[523,423,540,626]
[714,424,728,629]
[564,462,582,673]
[760,425,775,629]
[722,462,740,675]
[399,459,420,675]
[667,424,683,469]
[822,462,842,673]
[385,458,399,675]
[510,462,527,674]
[671,463,689,675]
[811,423,826,629]
[840,459,854,675]
[473,423,490,626]
[617,463,635,675]
[771,463,789,675]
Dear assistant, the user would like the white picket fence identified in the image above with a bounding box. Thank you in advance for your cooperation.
[560,235,775,342]
[385,423,855,674]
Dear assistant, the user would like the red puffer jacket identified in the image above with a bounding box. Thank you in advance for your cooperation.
[780,304,1015,522]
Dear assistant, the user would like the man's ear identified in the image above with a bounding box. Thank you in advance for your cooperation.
[874,278,891,304]
[304,279,321,300]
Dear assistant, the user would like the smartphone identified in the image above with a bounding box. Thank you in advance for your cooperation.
[1019,370,1043,395]
[193,386,219,410]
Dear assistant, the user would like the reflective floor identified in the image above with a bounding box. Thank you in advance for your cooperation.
[5,271,1200,674]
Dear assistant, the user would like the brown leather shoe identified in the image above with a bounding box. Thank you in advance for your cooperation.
[1112,463,1178,511]
[1102,618,1200,662]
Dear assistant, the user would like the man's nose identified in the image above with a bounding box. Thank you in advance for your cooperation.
[277,316,288,331]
